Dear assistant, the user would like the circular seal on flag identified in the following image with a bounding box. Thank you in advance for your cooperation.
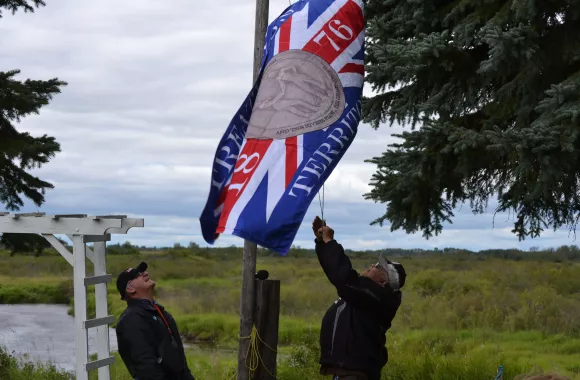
[246,49,345,140]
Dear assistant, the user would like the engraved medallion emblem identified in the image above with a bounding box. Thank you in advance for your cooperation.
[246,49,345,140]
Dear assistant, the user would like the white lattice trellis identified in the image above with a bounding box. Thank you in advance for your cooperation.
[0,212,144,380]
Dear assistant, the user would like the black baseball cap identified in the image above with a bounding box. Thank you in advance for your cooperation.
[116,262,148,300]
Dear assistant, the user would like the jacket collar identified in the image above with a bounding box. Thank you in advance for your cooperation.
[127,298,164,311]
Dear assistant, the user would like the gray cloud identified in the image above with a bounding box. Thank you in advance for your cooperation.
[1,0,577,252]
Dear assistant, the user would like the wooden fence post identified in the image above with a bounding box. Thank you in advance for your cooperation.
[252,278,280,380]
[238,0,269,378]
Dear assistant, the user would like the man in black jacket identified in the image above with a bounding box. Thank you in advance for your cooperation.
[313,216,405,380]
[115,262,195,380]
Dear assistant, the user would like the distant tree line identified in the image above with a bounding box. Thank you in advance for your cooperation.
[1,233,580,262]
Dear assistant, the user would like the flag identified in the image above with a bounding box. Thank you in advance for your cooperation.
[200,0,365,255]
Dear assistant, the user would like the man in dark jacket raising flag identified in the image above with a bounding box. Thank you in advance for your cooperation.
[313,216,406,380]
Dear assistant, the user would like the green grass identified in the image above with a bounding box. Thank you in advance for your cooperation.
[2,249,580,378]
[0,275,71,304]
[5,331,580,379]
[0,346,71,380]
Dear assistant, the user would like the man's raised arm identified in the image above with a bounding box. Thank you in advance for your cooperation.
[312,216,359,288]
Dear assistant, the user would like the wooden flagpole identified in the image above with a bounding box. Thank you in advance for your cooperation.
[237,0,269,378]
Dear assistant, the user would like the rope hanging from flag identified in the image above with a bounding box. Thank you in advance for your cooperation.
[318,183,325,225]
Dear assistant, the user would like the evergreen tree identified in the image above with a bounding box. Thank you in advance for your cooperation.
[0,233,50,256]
[0,0,66,210]
[363,0,580,240]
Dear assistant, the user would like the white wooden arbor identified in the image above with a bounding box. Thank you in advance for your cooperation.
[0,212,144,380]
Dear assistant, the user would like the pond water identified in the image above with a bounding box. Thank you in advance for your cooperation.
[0,304,118,372]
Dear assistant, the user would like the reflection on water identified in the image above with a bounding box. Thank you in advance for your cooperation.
[0,304,118,372]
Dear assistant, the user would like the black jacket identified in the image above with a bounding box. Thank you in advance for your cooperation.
[116,299,195,380]
[316,239,402,380]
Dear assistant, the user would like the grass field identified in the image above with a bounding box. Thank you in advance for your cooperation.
[1,245,580,379]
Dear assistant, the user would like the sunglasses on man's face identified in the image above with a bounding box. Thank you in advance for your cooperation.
[126,271,143,289]
[373,263,387,272]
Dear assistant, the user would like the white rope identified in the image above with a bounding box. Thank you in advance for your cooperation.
[318,183,325,225]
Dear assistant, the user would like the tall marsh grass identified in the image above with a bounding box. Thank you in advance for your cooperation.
[0,346,71,380]
[1,248,580,378]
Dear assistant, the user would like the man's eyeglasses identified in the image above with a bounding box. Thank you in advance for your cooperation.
[126,271,143,289]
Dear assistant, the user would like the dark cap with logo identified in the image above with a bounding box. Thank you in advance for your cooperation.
[116,262,147,300]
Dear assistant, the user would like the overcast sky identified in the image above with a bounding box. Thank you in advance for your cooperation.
[0,0,576,252]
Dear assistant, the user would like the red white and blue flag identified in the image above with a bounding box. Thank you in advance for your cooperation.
[200,0,365,255]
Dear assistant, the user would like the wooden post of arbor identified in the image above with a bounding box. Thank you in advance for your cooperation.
[237,0,269,378]
[253,278,280,380]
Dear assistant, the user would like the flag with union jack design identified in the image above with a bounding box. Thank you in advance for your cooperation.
[200,0,365,254]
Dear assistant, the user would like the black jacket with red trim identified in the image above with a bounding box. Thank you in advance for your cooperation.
[116,299,195,380]
[316,239,402,380]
